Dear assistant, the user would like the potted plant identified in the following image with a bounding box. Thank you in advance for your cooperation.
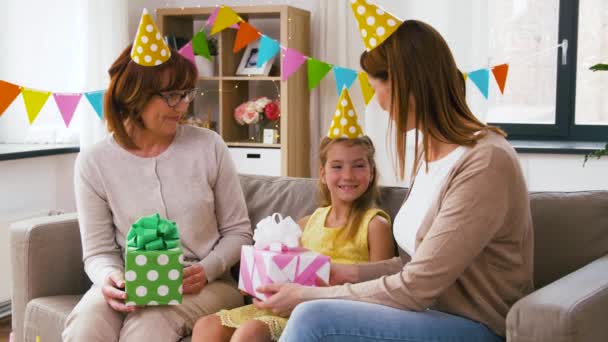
[234,97,281,143]
[583,63,608,165]
[195,36,218,77]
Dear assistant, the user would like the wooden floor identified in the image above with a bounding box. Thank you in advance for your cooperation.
[0,316,11,342]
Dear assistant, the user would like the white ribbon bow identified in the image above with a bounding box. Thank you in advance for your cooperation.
[253,213,301,250]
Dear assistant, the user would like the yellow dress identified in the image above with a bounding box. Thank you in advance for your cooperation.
[216,207,390,340]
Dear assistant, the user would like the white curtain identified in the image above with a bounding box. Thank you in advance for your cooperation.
[78,0,129,150]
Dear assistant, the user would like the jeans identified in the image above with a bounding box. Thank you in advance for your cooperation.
[279,299,505,342]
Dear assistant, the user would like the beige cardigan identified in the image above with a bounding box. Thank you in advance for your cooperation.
[315,132,534,337]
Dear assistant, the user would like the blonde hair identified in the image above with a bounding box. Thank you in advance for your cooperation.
[360,20,506,179]
[317,136,380,239]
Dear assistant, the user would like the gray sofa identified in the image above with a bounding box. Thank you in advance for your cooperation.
[10,174,608,342]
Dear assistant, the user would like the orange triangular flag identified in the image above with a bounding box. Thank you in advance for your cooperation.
[492,64,509,94]
[233,21,260,52]
[0,80,21,117]
[211,6,241,35]
[22,88,51,124]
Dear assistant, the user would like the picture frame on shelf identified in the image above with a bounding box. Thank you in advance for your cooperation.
[236,40,275,76]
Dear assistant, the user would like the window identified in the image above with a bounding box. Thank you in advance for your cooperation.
[484,0,608,141]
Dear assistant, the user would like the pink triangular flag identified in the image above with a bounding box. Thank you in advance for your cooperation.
[282,48,307,81]
[53,93,82,127]
[206,6,239,29]
[178,40,196,66]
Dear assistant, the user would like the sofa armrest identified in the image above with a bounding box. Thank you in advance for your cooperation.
[10,213,90,340]
[506,254,608,342]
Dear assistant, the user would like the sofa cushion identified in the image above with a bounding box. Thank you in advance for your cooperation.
[530,191,608,288]
[24,295,81,342]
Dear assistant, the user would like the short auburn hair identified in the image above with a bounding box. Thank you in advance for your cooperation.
[104,44,197,149]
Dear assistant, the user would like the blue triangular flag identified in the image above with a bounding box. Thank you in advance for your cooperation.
[333,66,359,94]
[257,35,280,68]
[468,68,490,99]
[84,90,105,119]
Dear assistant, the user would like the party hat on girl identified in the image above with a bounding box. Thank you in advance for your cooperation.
[328,87,364,139]
[349,0,403,51]
[131,9,171,66]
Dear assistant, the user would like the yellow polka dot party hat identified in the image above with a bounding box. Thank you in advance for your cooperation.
[130,9,171,66]
[349,0,403,51]
[328,87,364,139]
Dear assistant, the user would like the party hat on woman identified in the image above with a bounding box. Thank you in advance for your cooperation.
[327,87,364,139]
[349,0,403,51]
[131,9,171,66]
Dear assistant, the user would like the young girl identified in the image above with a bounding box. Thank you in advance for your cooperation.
[191,134,395,342]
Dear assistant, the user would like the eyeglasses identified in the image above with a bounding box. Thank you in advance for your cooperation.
[157,88,198,108]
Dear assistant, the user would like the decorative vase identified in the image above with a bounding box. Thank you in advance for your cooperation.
[195,56,217,77]
[248,122,264,142]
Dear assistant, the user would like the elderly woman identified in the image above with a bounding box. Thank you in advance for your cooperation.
[63,11,252,341]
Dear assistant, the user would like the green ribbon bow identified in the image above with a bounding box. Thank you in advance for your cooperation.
[126,213,180,251]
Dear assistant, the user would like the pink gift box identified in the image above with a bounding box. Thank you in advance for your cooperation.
[238,245,331,300]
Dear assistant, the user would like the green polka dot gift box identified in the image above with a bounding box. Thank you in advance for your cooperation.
[125,213,183,306]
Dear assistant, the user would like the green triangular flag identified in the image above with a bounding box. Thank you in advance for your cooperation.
[22,88,51,124]
[307,58,333,90]
[192,30,211,60]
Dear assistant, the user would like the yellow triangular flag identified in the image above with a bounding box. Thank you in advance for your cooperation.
[463,72,468,81]
[131,9,171,66]
[22,88,51,124]
[358,72,375,105]
[211,6,242,35]
[350,0,403,51]
[328,88,364,139]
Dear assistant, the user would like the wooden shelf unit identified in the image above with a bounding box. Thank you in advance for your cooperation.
[157,5,310,177]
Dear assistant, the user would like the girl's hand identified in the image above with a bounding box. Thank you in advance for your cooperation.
[183,264,208,294]
[253,283,309,317]
[329,263,358,285]
[102,270,137,313]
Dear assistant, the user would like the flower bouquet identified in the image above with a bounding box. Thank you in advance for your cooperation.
[234,97,280,143]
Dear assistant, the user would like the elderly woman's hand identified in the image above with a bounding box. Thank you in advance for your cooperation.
[182,264,208,294]
[253,283,313,317]
[102,270,137,313]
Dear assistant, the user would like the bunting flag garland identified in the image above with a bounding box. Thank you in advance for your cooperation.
[22,88,51,124]
[178,41,196,66]
[206,6,239,29]
[192,30,211,60]
[282,48,307,81]
[257,35,281,68]
[234,21,260,52]
[211,6,241,35]
[85,90,105,119]
[358,72,375,104]
[0,80,21,117]
[333,66,359,93]
[491,64,509,94]
[53,93,82,127]
[468,68,490,99]
[307,58,333,90]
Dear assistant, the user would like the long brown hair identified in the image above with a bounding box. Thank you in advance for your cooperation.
[104,44,197,149]
[360,20,505,179]
[317,136,380,239]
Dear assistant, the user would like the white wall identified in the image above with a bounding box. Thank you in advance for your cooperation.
[0,153,78,302]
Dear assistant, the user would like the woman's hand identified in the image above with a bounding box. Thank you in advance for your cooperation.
[102,270,137,313]
[183,264,207,294]
[253,283,311,317]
